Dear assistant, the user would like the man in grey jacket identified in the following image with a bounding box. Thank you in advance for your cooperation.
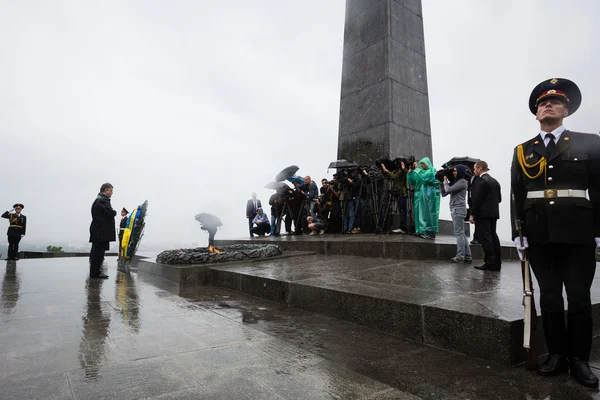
[441,165,472,263]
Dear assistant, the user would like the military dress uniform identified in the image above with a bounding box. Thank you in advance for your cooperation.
[1,203,27,260]
[118,208,129,258]
[511,78,600,388]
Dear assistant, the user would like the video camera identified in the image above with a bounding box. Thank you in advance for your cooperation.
[435,166,454,182]
[375,155,416,172]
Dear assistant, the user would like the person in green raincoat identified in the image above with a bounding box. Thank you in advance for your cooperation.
[407,157,441,239]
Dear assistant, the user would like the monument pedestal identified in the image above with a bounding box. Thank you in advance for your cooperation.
[136,242,600,367]
[135,234,567,366]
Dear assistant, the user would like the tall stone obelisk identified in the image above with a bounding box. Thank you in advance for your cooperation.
[337,0,432,165]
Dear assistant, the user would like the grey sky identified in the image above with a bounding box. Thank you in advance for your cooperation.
[0,0,598,248]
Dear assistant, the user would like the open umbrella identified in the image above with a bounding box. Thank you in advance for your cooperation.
[194,213,222,228]
[264,181,289,190]
[328,159,358,169]
[287,175,305,185]
[275,165,299,182]
[442,156,480,168]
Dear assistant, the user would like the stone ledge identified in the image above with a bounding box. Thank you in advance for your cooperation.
[17,251,118,259]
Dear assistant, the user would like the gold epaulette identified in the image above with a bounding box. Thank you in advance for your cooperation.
[517,144,546,180]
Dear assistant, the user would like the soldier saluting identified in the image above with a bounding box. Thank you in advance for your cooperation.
[2,203,26,261]
[511,78,600,388]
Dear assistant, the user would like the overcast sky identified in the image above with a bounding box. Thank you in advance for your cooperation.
[1,0,599,248]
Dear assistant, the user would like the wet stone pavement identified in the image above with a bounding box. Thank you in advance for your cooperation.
[2,258,600,399]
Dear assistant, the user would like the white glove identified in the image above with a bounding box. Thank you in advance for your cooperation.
[514,237,529,261]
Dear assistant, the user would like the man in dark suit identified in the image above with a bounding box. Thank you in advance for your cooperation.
[246,192,262,237]
[511,78,600,388]
[89,183,117,279]
[469,161,502,271]
[467,169,480,244]
[2,203,26,260]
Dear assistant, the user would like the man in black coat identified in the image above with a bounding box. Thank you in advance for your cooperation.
[511,78,600,388]
[2,203,26,260]
[245,192,261,238]
[469,161,502,271]
[467,170,480,244]
[89,183,117,279]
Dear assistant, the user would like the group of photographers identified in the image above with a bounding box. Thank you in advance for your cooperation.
[264,156,455,241]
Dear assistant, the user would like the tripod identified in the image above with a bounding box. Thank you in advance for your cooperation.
[277,195,307,235]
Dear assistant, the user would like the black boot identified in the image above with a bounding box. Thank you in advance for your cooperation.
[567,309,597,387]
[537,354,569,376]
[538,311,568,376]
[567,310,593,366]
[569,358,599,388]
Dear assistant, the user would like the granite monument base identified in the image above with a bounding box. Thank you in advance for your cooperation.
[136,239,600,366]
[215,233,518,261]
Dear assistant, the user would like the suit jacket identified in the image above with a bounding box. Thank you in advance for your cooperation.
[510,130,600,244]
[1,211,26,236]
[246,199,262,217]
[467,175,478,208]
[471,173,501,220]
[89,194,117,243]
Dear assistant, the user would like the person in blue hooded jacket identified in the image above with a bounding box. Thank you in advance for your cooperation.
[441,164,472,263]
[251,207,271,236]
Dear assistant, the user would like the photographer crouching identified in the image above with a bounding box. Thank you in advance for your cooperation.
[440,165,472,263]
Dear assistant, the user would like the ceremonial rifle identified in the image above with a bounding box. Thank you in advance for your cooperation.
[516,219,538,370]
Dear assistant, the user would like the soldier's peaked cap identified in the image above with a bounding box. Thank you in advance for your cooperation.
[529,78,581,116]
[13,203,24,209]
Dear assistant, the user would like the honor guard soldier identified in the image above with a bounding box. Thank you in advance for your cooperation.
[118,208,129,258]
[511,78,600,388]
[2,203,27,260]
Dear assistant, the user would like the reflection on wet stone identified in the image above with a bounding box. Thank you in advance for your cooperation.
[115,271,141,334]
[4,256,600,399]
[1,261,20,314]
[78,279,111,380]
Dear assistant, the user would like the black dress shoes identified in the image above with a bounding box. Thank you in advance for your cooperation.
[474,263,501,271]
[570,357,599,388]
[90,274,109,279]
[537,354,569,376]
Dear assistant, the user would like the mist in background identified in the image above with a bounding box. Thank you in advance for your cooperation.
[0,0,598,250]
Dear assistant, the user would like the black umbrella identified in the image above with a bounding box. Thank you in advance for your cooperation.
[264,181,289,190]
[442,156,480,168]
[194,213,222,228]
[275,165,299,182]
[328,159,358,169]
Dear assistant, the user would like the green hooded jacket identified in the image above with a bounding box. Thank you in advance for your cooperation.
[407,157,441,235]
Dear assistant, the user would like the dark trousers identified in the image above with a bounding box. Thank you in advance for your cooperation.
[89,242,109,276]
[118,231,124,257]
[207,227,217,246]
[7,235,22,259]
[474,218,501,266]
[529,243,596,359]
[251,222,271,236]
[248,214,256,237]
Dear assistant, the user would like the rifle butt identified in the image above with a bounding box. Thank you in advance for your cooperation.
[525,301,539,370]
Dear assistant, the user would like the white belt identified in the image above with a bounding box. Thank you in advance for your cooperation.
[527,189,587,199]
